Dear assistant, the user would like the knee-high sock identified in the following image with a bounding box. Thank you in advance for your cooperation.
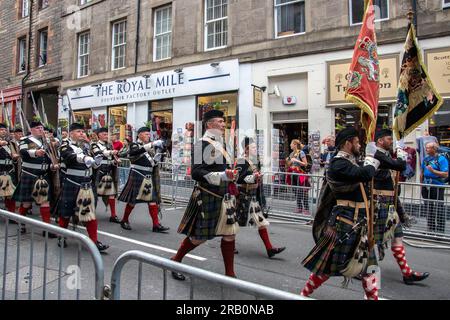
[40,207,51,223]
[85,220,98,243]
[220,239,236,277]
[300,273,329,296]
[121,204,134,223]
[59,217,70,229]
[172,237,198,263]
[391,245,412,277]
[5,199,16,213]
[108,198,117,217]
[362,274,379,300]
[258,228,273,251]
[19,205,29,216]
[148,203,160,226]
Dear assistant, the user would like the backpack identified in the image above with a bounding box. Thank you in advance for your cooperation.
[438,152,450,184]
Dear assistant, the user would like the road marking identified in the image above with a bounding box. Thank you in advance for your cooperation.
[77,226,207,261]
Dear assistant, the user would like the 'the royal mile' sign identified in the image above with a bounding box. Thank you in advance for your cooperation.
[66,59,239,109]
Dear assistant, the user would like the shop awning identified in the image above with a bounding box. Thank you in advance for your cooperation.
[0,87,22,103]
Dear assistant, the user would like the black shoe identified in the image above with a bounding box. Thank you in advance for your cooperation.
[20,225,26,234]
[57,237,67,248]
[96,241,109,252]
[9,220,18,225]
[234,248,239,254]
[153,224,170,233]
[42,231,58,239]
[171,271,186,281]
[109,216,120,223]
[403,272,430,285]
[120,221,132,230]
[267,247,286,258]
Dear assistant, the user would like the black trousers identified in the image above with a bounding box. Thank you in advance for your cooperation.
[292,176,309,211]
[422,186,446,233]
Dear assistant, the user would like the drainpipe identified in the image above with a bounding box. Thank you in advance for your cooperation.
[411,0,417,31]
[21,0,34,118]
[134,0,141,74]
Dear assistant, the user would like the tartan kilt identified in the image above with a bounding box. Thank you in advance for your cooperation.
[94,165,117,196]
[13,168,52,203]
[374,196,403,245]
[118,168,160,205]
[302,206,373,276]
[58,176,92,218]
[178,183,227,241]
[236,189,263,227]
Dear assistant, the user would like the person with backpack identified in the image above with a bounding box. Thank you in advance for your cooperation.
[421,141,449,234]
[286,139,310,214]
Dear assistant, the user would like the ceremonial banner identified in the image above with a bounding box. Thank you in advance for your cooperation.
[345,0,380,142]
[393,23,444,139]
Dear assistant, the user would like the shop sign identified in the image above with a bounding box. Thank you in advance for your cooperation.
[66,59,240,110]
[253,87,262,108]
[425,47,450,97]
[282,96,297,105]
[327,54,399,105]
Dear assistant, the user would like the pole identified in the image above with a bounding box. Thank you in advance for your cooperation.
[40,96,48,125]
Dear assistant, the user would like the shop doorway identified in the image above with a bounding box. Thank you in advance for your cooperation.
[108,105,128,141]
[273,122,309,173]
[149,99,173,161]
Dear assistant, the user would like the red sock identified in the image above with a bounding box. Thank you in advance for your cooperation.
[362,274,379,300]
[258,228,273,251]
[5,199,16,213]
[59,217,70,229]
[40,207,51,223]
[149,203,160,226]
[86,220,98,243]
[19,205,29,216]
[172,237,198,262]
[391,245,412,277]
[108,198,117,217]
[221,239,236,277]
[121,204,134,223]
[301,273,329,296]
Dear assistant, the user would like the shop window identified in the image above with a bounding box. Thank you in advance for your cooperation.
[444,0,450,9]
[349,0,389,25]
[198,92,237,147]
[73,109,92,133]
[108,105,127,141]
[335,105,392,138]
[429,99,450,147]
[274,0,305,38]
[148,100,173,159]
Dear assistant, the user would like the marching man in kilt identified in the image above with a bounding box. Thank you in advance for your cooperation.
[300,127,381,300]
[0,123,20,214]
[13,121,57,235]
[373,129,429,284]
[57,123,109,251]
[118,127,169,233]
[235,137,286,258]
[91,128,120,223]
[171,109,239,281]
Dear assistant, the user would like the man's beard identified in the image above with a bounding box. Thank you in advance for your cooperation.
[351,145,360,157]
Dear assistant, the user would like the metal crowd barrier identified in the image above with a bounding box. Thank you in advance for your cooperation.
[0,209,104,300]
[108,250,308,300]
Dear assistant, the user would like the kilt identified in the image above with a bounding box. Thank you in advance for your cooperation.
[302,205,377,276]
[178,183,227,241]
[94,164,117,196]
[118,167,160,205]
[374,195,403,245]
[13,168,52,203]
[59,175,92,218]
[236,189,268,228]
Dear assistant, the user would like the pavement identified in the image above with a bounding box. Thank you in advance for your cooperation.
[1,201,450,300]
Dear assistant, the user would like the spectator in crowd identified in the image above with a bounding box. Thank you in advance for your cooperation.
[320,135,336,170]
[112,133,123,151]
[416,129,438,165]
[421,141,449,234]
[286,139,310,214]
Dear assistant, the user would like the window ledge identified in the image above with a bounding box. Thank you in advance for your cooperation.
[205,45,228,52]
[153,57,172,63]
[275,31,306,39]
